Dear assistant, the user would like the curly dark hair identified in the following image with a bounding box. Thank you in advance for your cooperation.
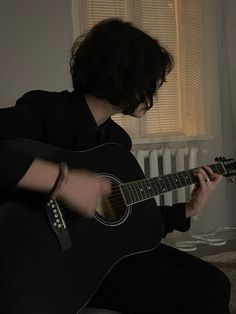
[70,18,174,114]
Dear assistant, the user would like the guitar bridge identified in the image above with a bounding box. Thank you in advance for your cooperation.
[45,197,72,250]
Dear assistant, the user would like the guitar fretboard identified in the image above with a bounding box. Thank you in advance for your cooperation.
[120,163,226,206]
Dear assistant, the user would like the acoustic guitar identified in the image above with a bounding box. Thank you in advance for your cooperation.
[0,139,235,314]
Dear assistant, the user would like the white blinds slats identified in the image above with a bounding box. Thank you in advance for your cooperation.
[72,0,207,141]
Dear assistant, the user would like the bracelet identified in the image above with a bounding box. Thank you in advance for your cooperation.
[49,162,68,198]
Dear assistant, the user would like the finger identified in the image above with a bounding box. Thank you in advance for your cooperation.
[85,204,97,218]
[194,168,210,183]
[194,171,208,189]
[202,166,216,180]
[203,166,223,183]
[100,178,111,195]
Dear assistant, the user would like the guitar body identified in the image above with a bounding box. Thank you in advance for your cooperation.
[0,139,163,314]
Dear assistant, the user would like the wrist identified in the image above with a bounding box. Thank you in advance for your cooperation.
[185,203,197,218]
[49,162,69,198]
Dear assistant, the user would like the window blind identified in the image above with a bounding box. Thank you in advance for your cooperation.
[72,0,207,142]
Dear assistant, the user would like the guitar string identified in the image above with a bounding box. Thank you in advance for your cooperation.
[53,167,213,213]
[57,191,160,215]
[106,167,226,203]
[108,171,197,197]
[103,177,178,198]
[50,165,227,219]
[57,196,126,213]
[55,176,191,214]
[56,191,130,215]
[55,182,227,219]
[54,172,224,215]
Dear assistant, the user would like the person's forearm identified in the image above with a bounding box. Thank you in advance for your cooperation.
[17,158,59,193]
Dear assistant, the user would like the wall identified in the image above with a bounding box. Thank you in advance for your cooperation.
[0,0,73,107]
[224,0,236,226]
[216,0,236,229]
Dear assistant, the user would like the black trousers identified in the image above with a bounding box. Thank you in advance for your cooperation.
[87,243,231,314]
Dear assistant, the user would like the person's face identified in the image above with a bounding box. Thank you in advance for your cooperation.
[129,103,147,118]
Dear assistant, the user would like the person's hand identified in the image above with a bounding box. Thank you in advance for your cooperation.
[185,166,223,218]
[56,169,111,218]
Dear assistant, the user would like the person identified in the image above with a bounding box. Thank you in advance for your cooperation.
[0,18,231,314]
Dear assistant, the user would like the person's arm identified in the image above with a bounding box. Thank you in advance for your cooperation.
[160,166,223,237]
[185,166,223,217]
[0,98,45,193]
[17,158,111,217]
[0,92,111,216]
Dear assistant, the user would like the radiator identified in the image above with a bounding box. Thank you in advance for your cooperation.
[132,147,198,206]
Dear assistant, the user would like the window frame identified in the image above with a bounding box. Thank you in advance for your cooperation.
[71,0,219,144]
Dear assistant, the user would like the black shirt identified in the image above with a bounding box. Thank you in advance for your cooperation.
[0,90,190,236]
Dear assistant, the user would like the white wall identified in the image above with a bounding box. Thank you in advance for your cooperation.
[0,0,73,107]
[217,0,236,228]
[0,0,235,233]
[188,0,236,234]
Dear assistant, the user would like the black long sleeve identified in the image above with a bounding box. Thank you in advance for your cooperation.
[0,89,191,234]
[159,203,190,237]
[0,97,45,192]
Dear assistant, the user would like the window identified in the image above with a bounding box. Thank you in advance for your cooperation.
[72,0,212,143]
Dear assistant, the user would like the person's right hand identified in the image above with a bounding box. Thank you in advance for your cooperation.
[56,169,111,218]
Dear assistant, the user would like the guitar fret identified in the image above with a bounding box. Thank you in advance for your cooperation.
[150,177,160,195]
[133,182,141,200]
[155,178,162,194]
[137,181,147,199]
[185,172,191,185]
[164,175,172,191]
[178,173,187,187]
[158,176,168,194]
[135,181,144,200]
[143,180,153,198]
[120,184,132,204]
[141,180,151,198]
[211,164,219,173]
[128,183,138,202]
[172,174,182,188]
[168,174,178,190]
[142,181,150,198]
[188,170,196,184]
[211,163,225,175]
[182,171,189,185]
[147,179,156,197]
[131,182,139,202]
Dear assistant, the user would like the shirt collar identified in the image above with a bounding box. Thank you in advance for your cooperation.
[69,90,111,135]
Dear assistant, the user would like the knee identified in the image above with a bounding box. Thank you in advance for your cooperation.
[213,266,231,303]
[202,286,230,314]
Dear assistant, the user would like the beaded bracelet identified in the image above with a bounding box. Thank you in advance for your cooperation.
[49,162,68,197]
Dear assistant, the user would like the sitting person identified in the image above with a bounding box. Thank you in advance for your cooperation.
[0,18,230,314]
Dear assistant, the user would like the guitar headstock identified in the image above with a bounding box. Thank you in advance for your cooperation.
[215,157,236,183]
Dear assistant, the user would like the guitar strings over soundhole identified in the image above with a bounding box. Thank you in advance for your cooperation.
[95,179,128,224]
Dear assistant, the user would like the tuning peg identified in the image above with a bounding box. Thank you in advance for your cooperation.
[215,157,235,163]
[226,158,234,162]
[215,157,226,162]
[226,176,236,183]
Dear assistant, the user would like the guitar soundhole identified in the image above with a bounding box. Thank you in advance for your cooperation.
[95,176,128,224]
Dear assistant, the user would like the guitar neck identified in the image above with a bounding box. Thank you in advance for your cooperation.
[120,162,226,206]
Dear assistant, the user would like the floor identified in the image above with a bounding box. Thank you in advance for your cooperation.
[163,228,236,257]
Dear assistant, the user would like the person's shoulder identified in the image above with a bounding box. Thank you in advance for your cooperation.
[16,90,69,106]
[109,119,132,151]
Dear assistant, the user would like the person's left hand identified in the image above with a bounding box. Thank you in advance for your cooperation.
[185,166,223,218]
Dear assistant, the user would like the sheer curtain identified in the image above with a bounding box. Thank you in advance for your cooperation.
[218,0,236,225]
[221,0,236,157]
